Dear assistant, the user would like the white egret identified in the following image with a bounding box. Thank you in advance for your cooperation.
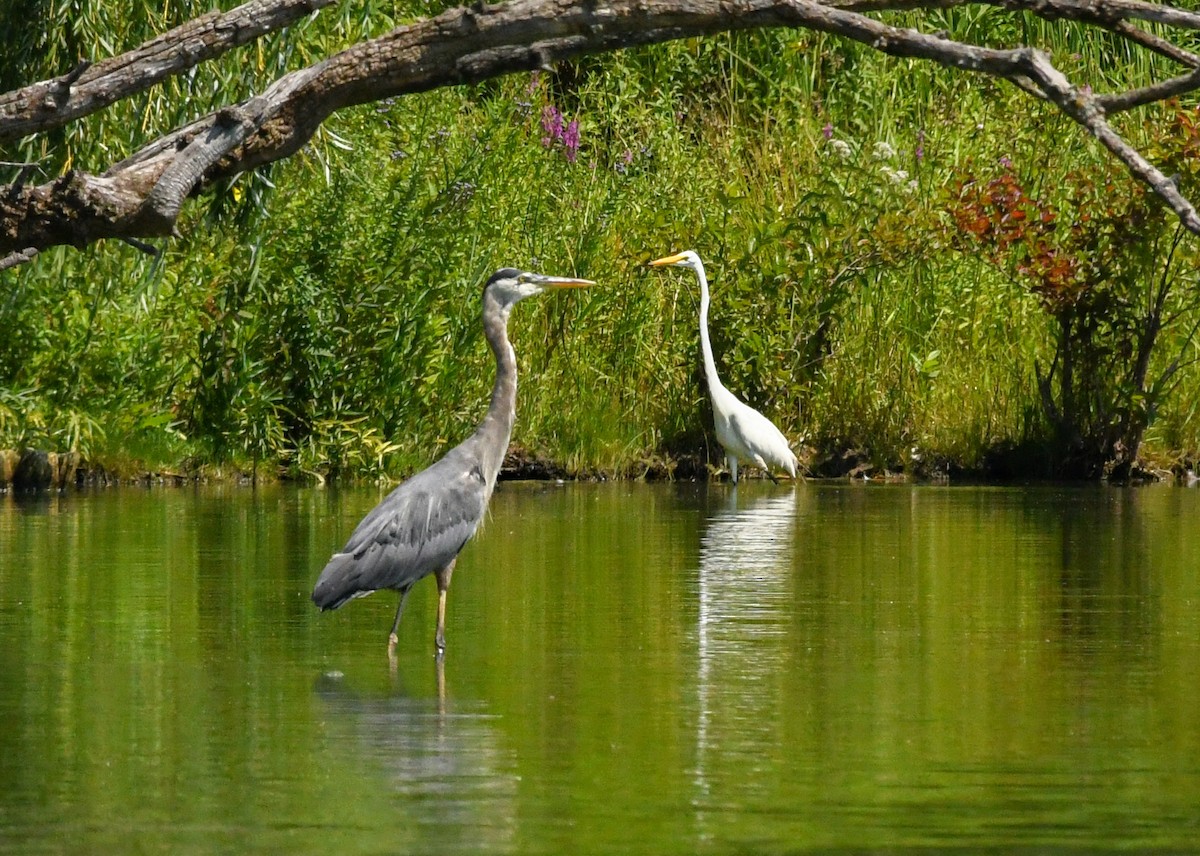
[649,250,798,482]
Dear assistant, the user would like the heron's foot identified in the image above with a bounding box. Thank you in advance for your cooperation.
[387,634,399,671]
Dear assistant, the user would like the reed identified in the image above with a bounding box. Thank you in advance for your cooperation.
[4,6,1200,479]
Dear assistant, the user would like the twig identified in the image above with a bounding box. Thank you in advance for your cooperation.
[1098,66,1200,113]
[119,237,160,256]
[0,247,39,272]
[1108,20,1200,68]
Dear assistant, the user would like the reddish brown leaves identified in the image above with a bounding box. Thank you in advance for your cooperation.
[947,156,1164,314]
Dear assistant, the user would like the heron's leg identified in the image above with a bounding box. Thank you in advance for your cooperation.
[727,455,739,483]
[388,585,414,654]
[434,557,458,656]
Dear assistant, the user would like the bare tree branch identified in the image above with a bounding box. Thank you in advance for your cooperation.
[1109,19,1200,68]
[1000,0,1200,30]
[830,0,1200,29]
[0,0,336,143]
[6,0,1200,266]
[0,247,38,272]
[1099,66,1200,113]
[1017,51,1200,233]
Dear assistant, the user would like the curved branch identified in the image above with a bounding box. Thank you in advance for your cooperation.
[1108,19,1200,68]
[999,0,1200,30]
[7,0,1200,262]
[828,0,1200,29]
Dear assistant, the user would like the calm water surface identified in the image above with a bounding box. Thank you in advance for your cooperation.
[1,482,1198,853]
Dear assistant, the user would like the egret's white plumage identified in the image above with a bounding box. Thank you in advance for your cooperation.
[649,250,798,482]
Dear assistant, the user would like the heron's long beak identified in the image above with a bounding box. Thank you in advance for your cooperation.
[539,275,595,289]
[648,253,687,267]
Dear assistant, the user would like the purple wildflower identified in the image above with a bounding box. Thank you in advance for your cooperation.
[822,122,834,140]
[563,119,580,163]
[916,129,925,162]
[541,105,564,148]
[999,155,1013,169]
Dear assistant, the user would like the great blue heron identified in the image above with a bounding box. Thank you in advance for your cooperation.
[649,250,797,482]
[311,267,594,657]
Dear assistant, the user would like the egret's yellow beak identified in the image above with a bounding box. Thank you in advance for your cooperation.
[648,253,687,267]
[538,275,595,289]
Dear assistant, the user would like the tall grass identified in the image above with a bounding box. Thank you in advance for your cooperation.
[3,8,1200,479]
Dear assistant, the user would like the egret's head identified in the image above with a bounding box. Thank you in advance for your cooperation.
[485,268,594,306]
[647,250,704,272]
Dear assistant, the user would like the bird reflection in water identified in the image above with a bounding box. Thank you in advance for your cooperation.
[693,488,799,831]
[314,665,518,850]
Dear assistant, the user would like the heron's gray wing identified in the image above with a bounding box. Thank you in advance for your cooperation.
[311,454,488,610]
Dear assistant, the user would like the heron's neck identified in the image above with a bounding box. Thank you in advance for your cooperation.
[695,262,725,395]
[478,292,517,485]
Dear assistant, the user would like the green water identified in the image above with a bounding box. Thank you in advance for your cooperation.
[1,482,1198,853]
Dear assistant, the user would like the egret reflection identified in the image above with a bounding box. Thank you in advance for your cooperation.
[693,488,799,829]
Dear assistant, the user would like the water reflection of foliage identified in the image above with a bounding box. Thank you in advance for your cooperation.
[2,485,1200,850]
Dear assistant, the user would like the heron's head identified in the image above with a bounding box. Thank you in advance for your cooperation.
[647,250,704,272]
[485,268,594,306]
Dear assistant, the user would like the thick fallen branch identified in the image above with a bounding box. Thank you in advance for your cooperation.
[5,0,1200,266]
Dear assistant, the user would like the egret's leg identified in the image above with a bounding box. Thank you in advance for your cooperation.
[753,454,778,484]
[388,585,413,655]
[727,455,739,483]
[434,557,458,656]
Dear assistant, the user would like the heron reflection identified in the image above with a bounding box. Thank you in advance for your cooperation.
[314,670,518,849]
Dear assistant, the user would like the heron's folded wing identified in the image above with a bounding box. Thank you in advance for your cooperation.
[312,462,488,608]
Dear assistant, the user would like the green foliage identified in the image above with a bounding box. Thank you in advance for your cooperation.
[5,7,1200,479]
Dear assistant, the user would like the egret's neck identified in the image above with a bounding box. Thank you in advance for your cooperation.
[479,292,518,486]
[695,261,725,394]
